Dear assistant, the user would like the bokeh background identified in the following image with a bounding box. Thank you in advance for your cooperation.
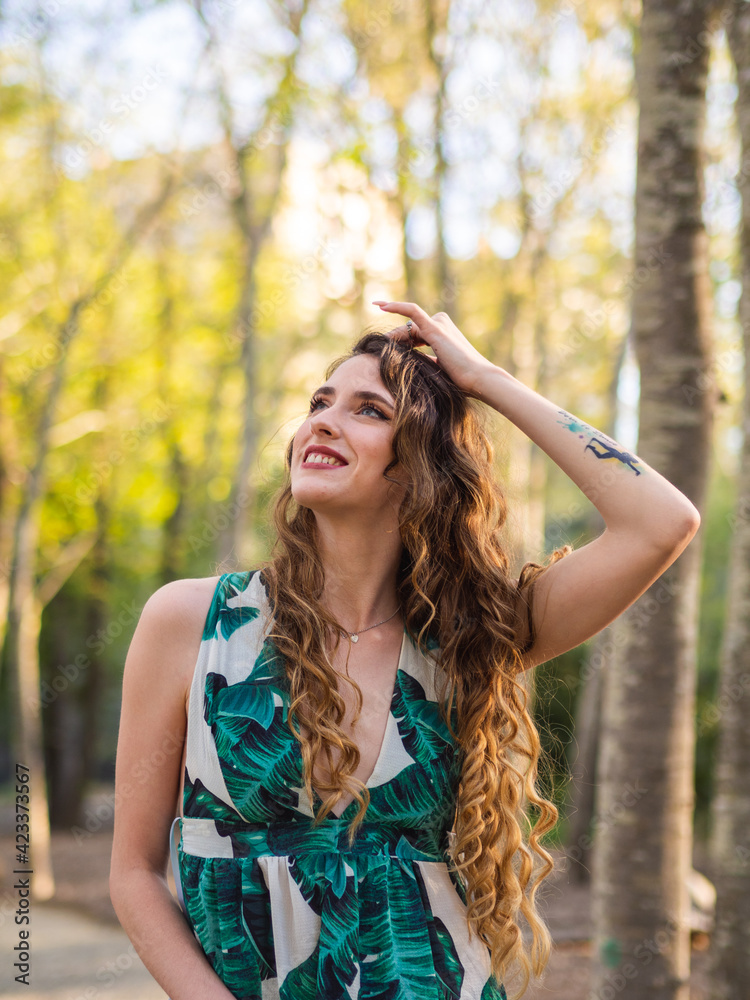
[0,0,748,997]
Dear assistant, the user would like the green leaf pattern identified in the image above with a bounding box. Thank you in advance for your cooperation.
[178,570,507,999]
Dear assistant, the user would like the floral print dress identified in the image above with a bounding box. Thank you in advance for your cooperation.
[174,569,507,1000]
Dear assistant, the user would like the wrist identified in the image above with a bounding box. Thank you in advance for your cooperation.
[469,364,515,408]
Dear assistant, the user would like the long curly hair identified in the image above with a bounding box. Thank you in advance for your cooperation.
[258,330,565,997]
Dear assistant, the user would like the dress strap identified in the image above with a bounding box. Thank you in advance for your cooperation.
[167,817,188,1000]
[169,816,187,916]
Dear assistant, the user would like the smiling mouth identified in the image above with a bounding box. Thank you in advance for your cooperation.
[303,453,347,467]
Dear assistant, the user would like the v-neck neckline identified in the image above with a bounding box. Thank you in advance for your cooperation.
[310,625,408,821]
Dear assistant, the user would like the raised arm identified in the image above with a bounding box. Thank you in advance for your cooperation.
[469,366,700,668]
[109,576,234,1000]
[373,300,701,669]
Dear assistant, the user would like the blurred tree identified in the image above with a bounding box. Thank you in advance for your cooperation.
[0,37,177,889]
[591,2,717,998]
[565,337,629,883]
[708,2,750,995]
[44,374,112,830]
[187,0,313,568]
[0,7,739,957]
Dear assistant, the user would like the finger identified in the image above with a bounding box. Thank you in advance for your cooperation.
[388,330,417,347]
[386,326,429,348]
[372,301,433,325]
[388,323,426,347]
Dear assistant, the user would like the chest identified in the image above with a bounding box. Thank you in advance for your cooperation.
[302,626,406,800]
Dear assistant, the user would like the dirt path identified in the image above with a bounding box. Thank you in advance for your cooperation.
[0,902,166,999]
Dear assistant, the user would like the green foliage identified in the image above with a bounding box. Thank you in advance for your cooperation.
[0,1,742,845]
[693,466,736,838]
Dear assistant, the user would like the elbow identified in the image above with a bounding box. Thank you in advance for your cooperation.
[676,499,701,542]
[659,500,701,555]
[685,503,701,538]
[109,870,125,924]
[109,856,142,916]
[109,862,129,915]
[109,863,159,926]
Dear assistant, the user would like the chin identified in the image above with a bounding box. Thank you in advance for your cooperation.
[290,483,332,508]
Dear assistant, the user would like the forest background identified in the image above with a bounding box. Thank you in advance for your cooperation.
[0,0,749,997]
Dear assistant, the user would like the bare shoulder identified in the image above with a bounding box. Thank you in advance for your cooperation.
[141,575,222,634]
[124,576,222,693]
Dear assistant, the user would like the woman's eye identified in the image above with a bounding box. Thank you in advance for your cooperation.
[308,398,386,418]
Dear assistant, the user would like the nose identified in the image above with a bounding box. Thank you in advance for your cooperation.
[308,404,340,437]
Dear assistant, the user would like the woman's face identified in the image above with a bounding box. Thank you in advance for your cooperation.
[291,353,405,518]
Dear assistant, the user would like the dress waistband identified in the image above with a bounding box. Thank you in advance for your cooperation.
[177,816,452,863]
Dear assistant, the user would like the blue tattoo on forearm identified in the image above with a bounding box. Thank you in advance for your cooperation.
[557,411,643,476]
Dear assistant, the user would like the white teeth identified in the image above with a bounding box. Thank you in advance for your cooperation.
[306,453,345,466]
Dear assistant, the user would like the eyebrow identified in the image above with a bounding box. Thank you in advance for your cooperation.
[313,385,395,411]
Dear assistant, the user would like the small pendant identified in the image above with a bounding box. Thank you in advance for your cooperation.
[350,633,359,642]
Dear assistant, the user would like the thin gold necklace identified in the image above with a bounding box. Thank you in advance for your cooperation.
[340,606,401,643]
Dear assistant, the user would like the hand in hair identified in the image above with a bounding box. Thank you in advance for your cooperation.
[372,300,494,400]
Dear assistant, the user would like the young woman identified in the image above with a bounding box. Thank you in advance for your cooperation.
[110,301,700,1000]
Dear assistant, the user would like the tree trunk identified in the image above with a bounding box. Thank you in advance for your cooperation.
[707,4,750,995]
[78,492,109,814]
[565,338,629,883]
[16,592,55,899]
[424,0,453,313]
[565,628,606,884]
[590,3,715,998]
[3,177,174,898]
[153,230,189,584]
[394,112,420,304]
[193,1,311,569]
[0,359,12,664]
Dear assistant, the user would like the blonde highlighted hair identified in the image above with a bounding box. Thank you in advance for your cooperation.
[259,330,566,996]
